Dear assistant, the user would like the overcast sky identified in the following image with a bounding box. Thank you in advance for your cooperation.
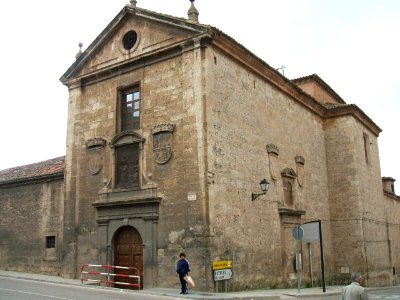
[0,0,399,190]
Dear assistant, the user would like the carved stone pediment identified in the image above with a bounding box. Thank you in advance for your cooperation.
[278,207,305,216]
[281,167,297,179]
[151,123,175,135]
[110,131,145,147]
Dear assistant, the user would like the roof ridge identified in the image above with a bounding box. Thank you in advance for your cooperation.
[0,156,65,184]
[292,73,346,104]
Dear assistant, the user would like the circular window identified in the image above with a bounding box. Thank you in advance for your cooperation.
[122,31,138,51]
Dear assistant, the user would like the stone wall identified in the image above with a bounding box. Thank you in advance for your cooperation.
[324,115,395,286]
[59,6,400,290]
[63,38,209,287]
[384,193,400,286]
[203,45,335,289]
[0,179,64,275]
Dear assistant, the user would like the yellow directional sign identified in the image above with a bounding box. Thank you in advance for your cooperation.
[212,261,233,270]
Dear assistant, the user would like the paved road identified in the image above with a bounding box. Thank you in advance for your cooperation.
[318,288,400,300]
[0,277,180,300]
[368,288,400,299]
[279,287,400,300]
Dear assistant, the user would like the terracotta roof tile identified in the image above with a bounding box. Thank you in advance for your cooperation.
[0,156,65,184]
[292,74,346,104]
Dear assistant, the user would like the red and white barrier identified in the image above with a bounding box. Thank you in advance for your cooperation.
[80,264,141,289]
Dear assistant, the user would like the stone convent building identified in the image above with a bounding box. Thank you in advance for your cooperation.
[1,0,399,291]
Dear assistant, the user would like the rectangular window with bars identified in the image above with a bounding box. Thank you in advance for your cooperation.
[46,236,56,249]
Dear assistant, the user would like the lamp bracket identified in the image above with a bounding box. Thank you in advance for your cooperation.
[252,192,266,201]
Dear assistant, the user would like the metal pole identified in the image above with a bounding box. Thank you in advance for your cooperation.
[232,250,235,292]
[318,220,326,293]
[296,229,301,293]
[308,242,314,287]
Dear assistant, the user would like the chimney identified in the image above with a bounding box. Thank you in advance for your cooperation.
[382,177,396,194]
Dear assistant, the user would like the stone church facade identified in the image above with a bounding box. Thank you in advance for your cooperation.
[1,1,399,291]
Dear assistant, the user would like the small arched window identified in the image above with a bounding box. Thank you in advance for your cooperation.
[281,168,297,209]
[283,180,293,208]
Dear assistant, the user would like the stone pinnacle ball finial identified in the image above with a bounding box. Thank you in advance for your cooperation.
[75,42,83,60]
[130,0,137,7]
[188,0,199,23]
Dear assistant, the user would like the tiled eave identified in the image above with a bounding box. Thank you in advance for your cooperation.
[292,74,346,104]
[0,172,64,188]
[384,190,400,201]
[0,157,65,188]
[324,104,382,136]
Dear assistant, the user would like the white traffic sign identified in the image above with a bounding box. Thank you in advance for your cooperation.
[302,222,320,243]
[214,268,232,281]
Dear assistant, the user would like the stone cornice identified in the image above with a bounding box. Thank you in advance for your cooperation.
[278,208,306,216]
[324,104,382,136]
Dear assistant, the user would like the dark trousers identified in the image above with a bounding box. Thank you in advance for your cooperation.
[178,273,188,293]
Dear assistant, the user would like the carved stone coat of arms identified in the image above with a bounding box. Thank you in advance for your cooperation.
[151,123,175,164]
[85,137,107,175]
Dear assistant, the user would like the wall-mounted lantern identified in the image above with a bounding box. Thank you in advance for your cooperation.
[251,178,270,201]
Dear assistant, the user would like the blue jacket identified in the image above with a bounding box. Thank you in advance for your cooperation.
[176,258,190,275]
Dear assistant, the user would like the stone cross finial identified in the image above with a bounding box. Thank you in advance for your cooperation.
[187,0,199,23]
[130,0,137,7]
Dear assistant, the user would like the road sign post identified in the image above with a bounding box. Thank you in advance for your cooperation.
[292,225,303,293]
[212,261,233,293]
[303,220,326,293]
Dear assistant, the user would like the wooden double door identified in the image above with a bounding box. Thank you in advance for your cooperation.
[114,226,143,289]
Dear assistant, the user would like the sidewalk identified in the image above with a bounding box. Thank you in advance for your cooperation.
[0,270,395,299]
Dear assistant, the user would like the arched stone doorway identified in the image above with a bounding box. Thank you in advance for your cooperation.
[94,192,161,288]
[114,226,143,289]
